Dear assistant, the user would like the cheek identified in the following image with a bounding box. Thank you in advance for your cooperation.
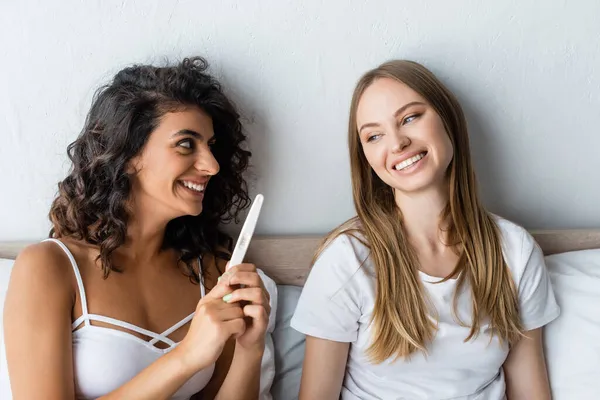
[428,119,454,165]
[439,133,454,167]
[138,154,182,188]
[362,144,387,172]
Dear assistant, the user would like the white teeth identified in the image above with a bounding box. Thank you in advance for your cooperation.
[182,181,205,192]
[394,153,425,171]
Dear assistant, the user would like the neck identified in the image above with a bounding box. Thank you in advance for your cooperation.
[123,218,166,261]
[117,194,173,267]
[394,182,450,253]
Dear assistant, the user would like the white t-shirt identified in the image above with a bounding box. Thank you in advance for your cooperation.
[291,217,560,400]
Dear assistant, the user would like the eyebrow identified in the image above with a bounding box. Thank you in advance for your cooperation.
[358,101,426,134]
[171,129,215,142]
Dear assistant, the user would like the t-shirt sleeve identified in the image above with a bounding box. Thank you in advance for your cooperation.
[517,232,561,331]
[290,235,365,342]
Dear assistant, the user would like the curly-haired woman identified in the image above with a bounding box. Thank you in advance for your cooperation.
[4,57,270,400]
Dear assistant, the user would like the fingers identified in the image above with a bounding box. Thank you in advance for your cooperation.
[224,318,246,338]
[226,271,263,288]
[242,304,269,328]
[196,297,243,316]
[217,263,271,307]
[218,304,245,321]
[219,266,269,294]
[203,276,235,300]
[223,262,257,274]
[222,287,269,308]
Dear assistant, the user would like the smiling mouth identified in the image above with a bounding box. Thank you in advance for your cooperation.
[393,152,427,171]
[179,180,205,195]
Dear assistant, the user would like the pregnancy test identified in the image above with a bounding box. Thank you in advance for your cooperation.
[227,194,264,270]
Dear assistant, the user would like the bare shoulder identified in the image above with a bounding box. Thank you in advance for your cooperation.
[13,240,72,278]
[8,240,76,301]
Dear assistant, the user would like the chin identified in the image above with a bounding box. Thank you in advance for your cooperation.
[186,207,204,217]
[171,205,203,220]
[392,174,441,194]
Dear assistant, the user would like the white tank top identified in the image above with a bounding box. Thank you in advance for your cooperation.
[45,239,215,400]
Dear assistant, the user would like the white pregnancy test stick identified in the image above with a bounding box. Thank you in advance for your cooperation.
[227,194,264,270]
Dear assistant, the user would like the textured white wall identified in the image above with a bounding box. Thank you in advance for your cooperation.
[1,0,599,241]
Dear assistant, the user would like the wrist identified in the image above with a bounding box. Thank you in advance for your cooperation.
[235,340,266,358]
[172,342,211,376]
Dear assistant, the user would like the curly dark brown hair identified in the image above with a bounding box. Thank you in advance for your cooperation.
[49,57,251,282]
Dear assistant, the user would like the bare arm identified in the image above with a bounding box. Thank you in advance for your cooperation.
[4,243,77,399]
[214,343,264,400]
[200,262,270,400]
[299,336,350,400]
[96,346,210,400]
[196,337,235,399]
[503,328,552,400]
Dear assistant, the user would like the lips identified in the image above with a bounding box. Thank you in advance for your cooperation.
[180,180,205,192]
[392,151,427,171]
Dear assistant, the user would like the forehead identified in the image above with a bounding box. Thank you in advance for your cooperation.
[151,107,214,140]
[356,78,425,125]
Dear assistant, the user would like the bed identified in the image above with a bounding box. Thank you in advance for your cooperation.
[2,229,600,399]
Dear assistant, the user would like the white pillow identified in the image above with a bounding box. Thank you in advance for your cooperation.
[271,285,304,400]
[544,249,600,400]
[257,269,278,400]
[0,258,15,399]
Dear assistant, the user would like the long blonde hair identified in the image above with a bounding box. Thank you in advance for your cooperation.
[318,60,522,362]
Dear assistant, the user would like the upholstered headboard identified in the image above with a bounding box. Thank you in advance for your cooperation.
[2,230,600,286]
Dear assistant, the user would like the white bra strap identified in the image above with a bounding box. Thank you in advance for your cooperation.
[198,256,206,298]
[149,256,203,346]
[87,314,177,347]
[72,315,87,330]
[44,239,90,326]
[149,312,195,346]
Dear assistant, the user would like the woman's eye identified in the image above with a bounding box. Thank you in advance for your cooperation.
[177,139,193,149]
[402,114,420,125]
[367,134,381,143]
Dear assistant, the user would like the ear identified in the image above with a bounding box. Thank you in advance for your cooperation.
[126,155,142,175]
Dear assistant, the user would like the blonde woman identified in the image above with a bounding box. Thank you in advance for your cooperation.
[291,60,559,399]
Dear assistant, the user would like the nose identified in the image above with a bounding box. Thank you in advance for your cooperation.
[391,132,411,154]
[195,149,220,176]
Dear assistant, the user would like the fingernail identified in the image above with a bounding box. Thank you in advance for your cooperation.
[222,294,233,303]
[217,276,222,283]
